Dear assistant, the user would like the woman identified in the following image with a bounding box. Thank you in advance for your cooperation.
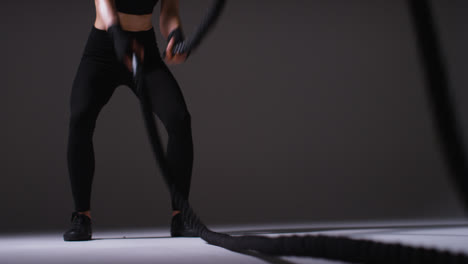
[63,0,196,241]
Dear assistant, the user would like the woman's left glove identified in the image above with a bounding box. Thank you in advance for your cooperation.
[164,27,190,64]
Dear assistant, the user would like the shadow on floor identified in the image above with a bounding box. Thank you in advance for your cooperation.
[92,222,468,241]
[92,235,172,240]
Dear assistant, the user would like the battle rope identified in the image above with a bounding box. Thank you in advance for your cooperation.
[407,0,468,211]
[131,0,468,263]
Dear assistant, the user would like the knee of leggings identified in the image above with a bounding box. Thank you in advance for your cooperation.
[69,106,98,131]
[165,110,192,135]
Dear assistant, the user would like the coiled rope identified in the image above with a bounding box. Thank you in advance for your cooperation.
[132,0,468,263]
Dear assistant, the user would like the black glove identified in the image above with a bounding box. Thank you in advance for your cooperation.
[107,24,132,64]
[164,27,190,59]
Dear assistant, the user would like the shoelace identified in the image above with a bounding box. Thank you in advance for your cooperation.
[70,213,88,230]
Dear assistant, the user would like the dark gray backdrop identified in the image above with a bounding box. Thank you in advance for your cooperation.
[1,0,466,233]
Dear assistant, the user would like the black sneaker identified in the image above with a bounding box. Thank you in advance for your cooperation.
[63,212,92,241]
[170,213,199,237]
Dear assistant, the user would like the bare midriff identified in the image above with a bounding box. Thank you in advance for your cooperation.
[94,12,153,32]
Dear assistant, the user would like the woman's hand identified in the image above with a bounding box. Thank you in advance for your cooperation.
[164,37,188,64]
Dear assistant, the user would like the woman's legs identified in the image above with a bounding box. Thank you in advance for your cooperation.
[67,26,193,216]
[65,26,195,239]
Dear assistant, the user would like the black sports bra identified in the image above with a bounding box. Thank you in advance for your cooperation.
[115,0,158,15]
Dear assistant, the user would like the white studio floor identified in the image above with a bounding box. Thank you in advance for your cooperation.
[1,219,468,264]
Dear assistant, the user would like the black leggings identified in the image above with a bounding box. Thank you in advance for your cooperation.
[67,26,193,212]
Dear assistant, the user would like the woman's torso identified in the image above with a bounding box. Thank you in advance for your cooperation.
[94,0,159,32]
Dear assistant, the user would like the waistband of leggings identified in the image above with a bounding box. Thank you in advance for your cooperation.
[90,25,158,44]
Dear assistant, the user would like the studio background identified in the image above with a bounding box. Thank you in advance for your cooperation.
[1,0,467,233]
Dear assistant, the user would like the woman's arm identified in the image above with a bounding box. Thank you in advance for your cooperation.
[95,0,120,30]
[160,0,182,40]
[160,0,188,64]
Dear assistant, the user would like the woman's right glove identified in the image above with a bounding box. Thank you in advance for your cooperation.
[107,24,132,65]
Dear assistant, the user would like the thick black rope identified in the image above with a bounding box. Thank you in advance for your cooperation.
[407,0,468,211]
[131,0,468,263]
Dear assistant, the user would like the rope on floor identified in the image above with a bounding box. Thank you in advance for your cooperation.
[134,0,468,263]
